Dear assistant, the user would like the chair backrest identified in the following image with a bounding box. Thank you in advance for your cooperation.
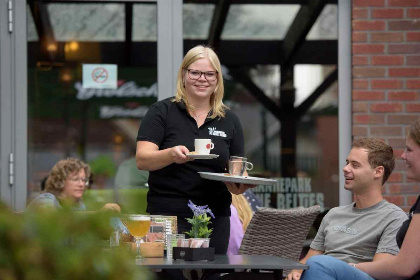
[239,205,321,261]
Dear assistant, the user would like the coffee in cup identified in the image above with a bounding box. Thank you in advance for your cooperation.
[194,139,214,155]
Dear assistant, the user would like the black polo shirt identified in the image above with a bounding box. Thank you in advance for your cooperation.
[137,97,244,216]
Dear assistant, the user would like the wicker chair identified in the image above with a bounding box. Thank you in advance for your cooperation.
[239,205,321,261]
[216,205,321,280]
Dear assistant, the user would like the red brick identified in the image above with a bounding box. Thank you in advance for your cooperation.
[352,90,384,100]
[353,56,369,65]
[388,138,407,147]
[352,101,369,112]
[353,80,369,89]
[353,8,368,19]
[407,32,420,42]
[388,184,402,194]
[389,68,420,77]
[371,79,403,89]
[370,102,403,112]
[372,8,404,18]
[353,114,385,124]
[401,206,411,212]
[371,55,404,65]
[353,44,384,54]
[371,32,404,42]
[389,0,420,6]
[407,56,420,65]
[387,114,420,124]
[388,91,418,100]
[394,161,408,171]
[353,0,384,6]
[407,103,420,112]
[353,32,367,42]
[387,172,404,182]
[408,8,420,18]
[353,21,385,31]
[408,194,420,205]
[353,67,386,78]
[407,80,420,89]
[388,44,420,54]
[383,195,405,207]
[394,148,405,158]
[371,126,403,136]
[389,20,420,30]
[352,126,368,136]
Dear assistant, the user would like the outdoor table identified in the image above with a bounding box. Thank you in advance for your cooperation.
[137,254,308,280]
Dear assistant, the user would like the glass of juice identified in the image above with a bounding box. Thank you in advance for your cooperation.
[121,215,151,259]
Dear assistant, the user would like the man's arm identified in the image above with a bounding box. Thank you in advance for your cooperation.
[285,249,324,280]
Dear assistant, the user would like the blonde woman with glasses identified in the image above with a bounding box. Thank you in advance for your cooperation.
[136,45,253,255]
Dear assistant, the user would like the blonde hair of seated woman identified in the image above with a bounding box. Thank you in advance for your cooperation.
[231,193,253,232]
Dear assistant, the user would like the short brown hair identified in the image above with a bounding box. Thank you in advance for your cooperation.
[352,138,395,185]
[408,119,420,146]
[44,158,90,198]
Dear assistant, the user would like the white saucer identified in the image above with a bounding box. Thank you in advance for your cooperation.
[198,172,277,186]
[186,153,219,160]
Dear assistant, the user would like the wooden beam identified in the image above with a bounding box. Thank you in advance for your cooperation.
[28,0,57,61]
[185,40,337,65]
[228,67,283,121]
[184,0,337,4]
[208,0,231,51]
[125,3,133,66]
[295,68,338,118]
[281,0,328,71]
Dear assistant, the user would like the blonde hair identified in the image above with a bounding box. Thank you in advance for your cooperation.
[173,45,227,118]
[44,158,90,199]
[231,194,253,232]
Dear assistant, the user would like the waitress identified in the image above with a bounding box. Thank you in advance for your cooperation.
[136,45,252,254]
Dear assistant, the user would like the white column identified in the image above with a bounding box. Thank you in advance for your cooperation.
[338,0,352,206]
[157,0,183,101]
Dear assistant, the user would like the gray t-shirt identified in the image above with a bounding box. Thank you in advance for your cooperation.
[26,192,86,211]
[310,200,408,264]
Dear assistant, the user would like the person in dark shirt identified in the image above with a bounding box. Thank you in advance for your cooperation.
[136,45,253,255]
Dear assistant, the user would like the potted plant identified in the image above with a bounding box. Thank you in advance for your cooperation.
[184,200,214,248]
[173,200,215,261]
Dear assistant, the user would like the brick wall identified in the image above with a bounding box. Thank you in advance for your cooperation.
[352,0,420,211]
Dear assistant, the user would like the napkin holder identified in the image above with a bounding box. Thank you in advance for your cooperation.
[173,247,215,261]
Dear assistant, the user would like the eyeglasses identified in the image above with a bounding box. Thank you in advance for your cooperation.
[68,177,89,186]
[185,69,218,81]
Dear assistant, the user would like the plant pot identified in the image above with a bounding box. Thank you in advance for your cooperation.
[173,247,215,261]
[188,238,210,248]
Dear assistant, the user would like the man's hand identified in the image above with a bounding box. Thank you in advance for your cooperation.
[225,182,255,194]
[286,270,302,280]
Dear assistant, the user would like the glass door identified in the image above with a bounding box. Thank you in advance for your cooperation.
[26,0,172,210]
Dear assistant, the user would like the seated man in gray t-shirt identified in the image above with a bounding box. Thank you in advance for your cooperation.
[287,138,408,280]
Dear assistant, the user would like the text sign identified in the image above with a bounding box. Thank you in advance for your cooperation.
[83,64,117,89]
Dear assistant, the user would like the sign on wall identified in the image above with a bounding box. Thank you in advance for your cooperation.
[83,64,117,89]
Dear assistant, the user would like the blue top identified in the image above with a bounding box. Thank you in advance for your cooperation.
[26,192,86,211]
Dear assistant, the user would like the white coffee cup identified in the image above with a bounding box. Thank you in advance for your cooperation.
[194,139,214,155]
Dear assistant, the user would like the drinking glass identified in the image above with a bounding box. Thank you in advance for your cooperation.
[121,215,151,259]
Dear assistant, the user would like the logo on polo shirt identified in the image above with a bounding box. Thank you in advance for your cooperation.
[208,127,227,138]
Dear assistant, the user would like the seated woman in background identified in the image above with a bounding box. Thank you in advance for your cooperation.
[27,158,120,213]
[227,193,253,255]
